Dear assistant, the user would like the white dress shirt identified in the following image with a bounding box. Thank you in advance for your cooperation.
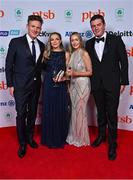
[94,32,107,61]
[26,34,40,62]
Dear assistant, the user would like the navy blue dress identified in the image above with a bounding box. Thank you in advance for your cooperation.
[41,51,70,148]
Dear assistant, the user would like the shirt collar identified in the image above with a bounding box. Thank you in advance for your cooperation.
[95,32,107,40]
[26,34,37,44]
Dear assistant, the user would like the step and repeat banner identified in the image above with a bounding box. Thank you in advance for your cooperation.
[0,0,133,130]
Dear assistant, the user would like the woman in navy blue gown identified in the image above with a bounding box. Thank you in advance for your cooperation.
[41,32,70,148]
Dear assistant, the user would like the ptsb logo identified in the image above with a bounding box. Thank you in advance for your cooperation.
[33,10,55,20]
[127,47,133,57]
[118,115,132,124]
[0,81,8,90]
[0,10,4,17]
[81,9,105,22]
[129,85,133,95]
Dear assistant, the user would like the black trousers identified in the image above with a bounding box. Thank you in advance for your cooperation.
[92,83,120,147]
[14,84,41,146]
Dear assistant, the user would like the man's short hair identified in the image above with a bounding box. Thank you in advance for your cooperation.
[90,14,105,25]
[28,15,43,25]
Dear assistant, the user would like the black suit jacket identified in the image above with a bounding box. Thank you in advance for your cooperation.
[5,35,45,90]
[85,33,129,91]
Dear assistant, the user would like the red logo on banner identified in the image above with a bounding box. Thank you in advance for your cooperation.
[118,115,132,124]
[127,47,133,57]
[0,10,4,17]
[81,9,105,22]
[0,81,8,90]
[130,85,133,95]
[33,10,55,20]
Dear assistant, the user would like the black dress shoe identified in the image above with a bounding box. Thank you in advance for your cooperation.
[91,136,106,147]
[18,145,26,158]
[28,139,38,148]
[108,147,117,160]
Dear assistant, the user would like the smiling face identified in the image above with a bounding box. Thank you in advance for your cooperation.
[27,20,42,40]
[90,18,105,38]
[70,34,81,50]
[50,33,62,50]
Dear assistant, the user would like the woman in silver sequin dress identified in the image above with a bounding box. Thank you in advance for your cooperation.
[66,32,92,147]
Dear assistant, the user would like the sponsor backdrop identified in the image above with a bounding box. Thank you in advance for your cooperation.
[0,0,133,130]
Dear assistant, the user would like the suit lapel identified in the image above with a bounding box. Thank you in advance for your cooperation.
[101,33,111,61]
[22,35,32,57]
[23,35,44,65]
[36,39,44,65]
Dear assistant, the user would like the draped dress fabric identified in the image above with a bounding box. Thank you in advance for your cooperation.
[41,51,70,148]
[66,49,91,147]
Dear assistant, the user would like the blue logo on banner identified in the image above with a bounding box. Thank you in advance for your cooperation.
[8,100,15,107]
[85,30,93,39]
[0,102,7,106]
[9,30,20,35]
[0,31,9,36]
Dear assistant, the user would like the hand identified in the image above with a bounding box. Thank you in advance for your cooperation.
[120,85,125,94]
[9,87,14,96]
[66,68,72,77]
[53,77,58,82]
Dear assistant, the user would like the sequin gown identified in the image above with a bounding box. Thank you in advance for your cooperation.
[66,49,91,147]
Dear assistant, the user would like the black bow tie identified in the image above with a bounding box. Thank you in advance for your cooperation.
[95,37,104,43]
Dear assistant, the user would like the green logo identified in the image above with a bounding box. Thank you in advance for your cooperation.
[115,8,124,18]
[65,10,73,21]
[15,8,23,20]
[5,112,13,120]
[0,46,6,57]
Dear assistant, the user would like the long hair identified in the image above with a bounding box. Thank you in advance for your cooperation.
[69,32,84,54]
[43,32,64,60]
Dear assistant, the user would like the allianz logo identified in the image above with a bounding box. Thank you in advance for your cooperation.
[0,100,15,107]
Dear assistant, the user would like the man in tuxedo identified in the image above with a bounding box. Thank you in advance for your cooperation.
[85,15,129,160]
[5,15,45,158]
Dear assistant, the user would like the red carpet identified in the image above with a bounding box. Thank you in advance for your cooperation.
[0,126,133,179]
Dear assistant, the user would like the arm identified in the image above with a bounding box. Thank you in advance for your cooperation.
[65,51,70,66]
[9,87,14,97]
[5,39,16,87]
[117,36,129,85]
